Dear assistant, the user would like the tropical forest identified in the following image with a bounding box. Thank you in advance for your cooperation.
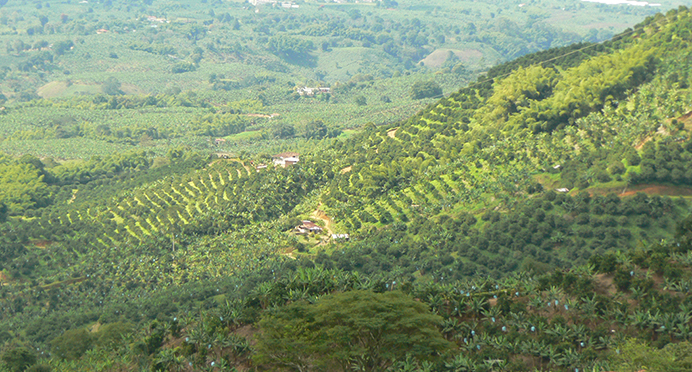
[3,0,692,371]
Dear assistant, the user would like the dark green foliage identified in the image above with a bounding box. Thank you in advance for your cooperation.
[270,123,295,139]
[411,81,442,100]
[25,365,51,372]
[267,36,314,63]
[254,290,452,371]
[1,346,36,372]
[101,77,123,96]
[171,62,197,73]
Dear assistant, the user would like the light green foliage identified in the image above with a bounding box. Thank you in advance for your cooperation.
[612,339,692,372]
[95,322,133,350]
[485,65,557,122]
[49,328,94,361]
[0,156,49,213]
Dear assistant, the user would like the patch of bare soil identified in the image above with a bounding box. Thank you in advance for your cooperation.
[387,128,398,139]
[677,111,692,130]
[33,240,53,248]
[593,273,617,296]
[620,184,692,197]
[235,325,257,342]
[635,136,652,150]
[311,208,334,236]
[282,248,297,260]
[419,48,483,68]
[340,166,352,174]
[244,113,279,118]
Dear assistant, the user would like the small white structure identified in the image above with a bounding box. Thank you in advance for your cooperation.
[331,234,350,241]
[273,152,299,167]
[555,188,570,193]
[296,87,331,96]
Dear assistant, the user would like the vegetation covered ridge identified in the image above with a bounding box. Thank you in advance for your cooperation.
[3,4,692,372]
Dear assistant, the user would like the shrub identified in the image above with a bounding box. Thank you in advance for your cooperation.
[411,81,442,100]
[49,328,94,361]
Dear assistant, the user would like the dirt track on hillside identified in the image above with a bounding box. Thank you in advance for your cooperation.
[620,184,692,197]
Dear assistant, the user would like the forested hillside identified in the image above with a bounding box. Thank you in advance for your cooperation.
[3,3,692,372]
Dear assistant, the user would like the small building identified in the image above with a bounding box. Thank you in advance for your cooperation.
[295,220,323,234]
[296,87,331,96]
[331,233,350,241]
[555,188,570,193]
[273,152,299,167]
[256,163,267,171]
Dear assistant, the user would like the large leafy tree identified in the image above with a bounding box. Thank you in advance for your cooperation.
[410,81,442,100]
[254,290,452,371]
[0,346,36,372]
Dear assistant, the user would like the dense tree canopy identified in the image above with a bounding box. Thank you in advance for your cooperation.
[255,290,452,372]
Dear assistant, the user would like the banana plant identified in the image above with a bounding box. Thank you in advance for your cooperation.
[444,354,475,372]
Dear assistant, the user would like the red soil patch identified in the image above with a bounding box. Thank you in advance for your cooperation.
[620,184,692,197]
[33,240,53,248]
[588,184,692,198]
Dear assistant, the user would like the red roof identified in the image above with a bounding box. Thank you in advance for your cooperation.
[273,152,299,158]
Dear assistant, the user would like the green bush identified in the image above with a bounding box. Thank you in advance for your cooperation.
[1,346,37,372]
[49,328,94,361]
[411,81,442,100]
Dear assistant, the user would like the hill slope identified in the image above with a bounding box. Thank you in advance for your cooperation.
[2,6,692,372]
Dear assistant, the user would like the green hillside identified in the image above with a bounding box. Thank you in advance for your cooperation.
[3,4,692,372]
[0,0,684,159]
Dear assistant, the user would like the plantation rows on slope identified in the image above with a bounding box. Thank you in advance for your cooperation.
[3,6,692,372]
[3,229,692,371]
